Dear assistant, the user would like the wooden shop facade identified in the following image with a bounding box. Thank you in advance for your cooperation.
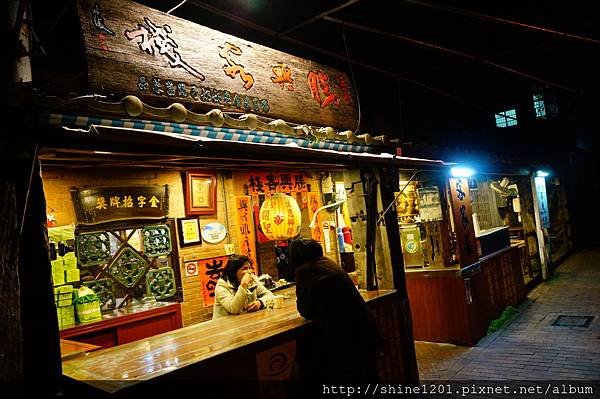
[3,0,451,395]
[394,160,572,346]
[5,0,573,395]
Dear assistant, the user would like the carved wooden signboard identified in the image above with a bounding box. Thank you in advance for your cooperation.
[71,185,169,225]
[76,0,358,130]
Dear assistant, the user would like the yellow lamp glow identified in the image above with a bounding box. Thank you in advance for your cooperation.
[259,193,302,241]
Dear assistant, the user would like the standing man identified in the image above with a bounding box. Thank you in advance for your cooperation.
[289,238,382,384]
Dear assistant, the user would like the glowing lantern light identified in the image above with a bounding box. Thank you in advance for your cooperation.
[259,193,302,241]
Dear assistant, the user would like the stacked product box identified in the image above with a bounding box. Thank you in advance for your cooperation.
[54,285,75,329]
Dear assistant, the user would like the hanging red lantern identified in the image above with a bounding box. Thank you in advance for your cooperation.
[259,193,302,241]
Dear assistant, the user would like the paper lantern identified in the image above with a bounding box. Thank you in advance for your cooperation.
[259,193,301,241]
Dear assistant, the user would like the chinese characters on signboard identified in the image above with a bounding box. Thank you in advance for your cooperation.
[245,172,309,195]
[125,16,205,80]
[534,177,550,228]
[197,256,228,307]
[307,70,352,109]
[235,196,257,266]
[307,192,324,245]
[448,178,479,267]
[71,185,168,225]
[395,182,419,223]
[77,0,358,130]
[417,186,443,222]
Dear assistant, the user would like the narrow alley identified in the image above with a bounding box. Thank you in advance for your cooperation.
[416,248,600,382]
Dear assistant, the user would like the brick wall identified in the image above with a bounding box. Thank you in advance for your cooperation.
[42,167,234,327]
[41,167,389,328]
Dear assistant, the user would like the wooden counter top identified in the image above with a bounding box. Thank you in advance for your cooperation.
[60,339,101,360]
[62,287,395,393]
[60,301,180,338]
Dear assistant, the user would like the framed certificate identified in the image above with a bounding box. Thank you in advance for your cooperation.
[177,217,202,247]
[185,171,217,216]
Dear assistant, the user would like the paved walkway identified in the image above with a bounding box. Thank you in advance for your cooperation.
[415,247,600,381]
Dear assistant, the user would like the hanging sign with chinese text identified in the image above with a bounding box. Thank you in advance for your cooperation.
[235,196,258,267]
[197,255,228,307]
[76,0,358,130]
[71,185,168,225]
[534,177,550,228]
[244,172,309,195]
[307,192,325,246]
[448,178,479,267]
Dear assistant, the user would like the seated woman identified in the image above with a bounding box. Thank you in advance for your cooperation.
[213,254,275,319]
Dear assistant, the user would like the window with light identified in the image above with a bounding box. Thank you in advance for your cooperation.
[495,109,517,128]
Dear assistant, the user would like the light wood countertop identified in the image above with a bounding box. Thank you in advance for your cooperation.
[62,287,395,393]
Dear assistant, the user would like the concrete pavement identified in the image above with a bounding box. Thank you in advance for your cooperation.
[415,248,600,381]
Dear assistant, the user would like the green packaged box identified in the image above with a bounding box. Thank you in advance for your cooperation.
[54,285,73,307]
[74,286,102,323]
[52,270,66,286]
[56,305,75,329]
[65,268,80,283]
[63,252,78,270]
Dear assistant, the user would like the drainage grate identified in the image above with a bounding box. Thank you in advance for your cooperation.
[552,315,595,328]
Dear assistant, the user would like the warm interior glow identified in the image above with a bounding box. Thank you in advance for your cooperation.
[258,193,301,241]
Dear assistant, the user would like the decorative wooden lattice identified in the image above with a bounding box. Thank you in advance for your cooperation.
[74,222,180,311]
[146,267,177,300]
[106,247,150,288]
[76,231,111,267]
[142,225,172,256]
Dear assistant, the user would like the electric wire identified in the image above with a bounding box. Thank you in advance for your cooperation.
[402,0,600,46]
[167,0,188,15]
[324,16,581,94]
[377,170,419,225]
[182,1,511,125]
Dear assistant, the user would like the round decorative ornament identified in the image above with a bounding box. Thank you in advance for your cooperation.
[259,194,302,241]
[200,222,227,243]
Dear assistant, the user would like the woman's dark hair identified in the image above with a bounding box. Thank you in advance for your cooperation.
[288,238,323,267]
[221,254,253,287]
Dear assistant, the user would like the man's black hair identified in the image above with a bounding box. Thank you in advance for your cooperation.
[288,238,323,267]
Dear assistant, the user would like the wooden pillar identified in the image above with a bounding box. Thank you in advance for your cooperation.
[361,169,379,290]
[0,134,62,396]
[0,0,25,390]
[378,167,406,294]
[378,166,419,383]
[20,157,62,396]
[1,2,61,394]
[0,180,24,386]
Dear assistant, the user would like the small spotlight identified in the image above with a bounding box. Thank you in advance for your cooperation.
[536,170,549,177]
[450,166,475,178]
[94,151,113,155]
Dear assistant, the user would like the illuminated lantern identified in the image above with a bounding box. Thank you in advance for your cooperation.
[259,193,302,241]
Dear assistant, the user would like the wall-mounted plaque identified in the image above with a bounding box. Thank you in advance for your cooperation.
[417,186,443,222]
[177,217,202,247]
[71,185,168,225]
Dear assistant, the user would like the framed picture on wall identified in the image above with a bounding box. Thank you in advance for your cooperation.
[185,171,217,216]
[177,217,202,247]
